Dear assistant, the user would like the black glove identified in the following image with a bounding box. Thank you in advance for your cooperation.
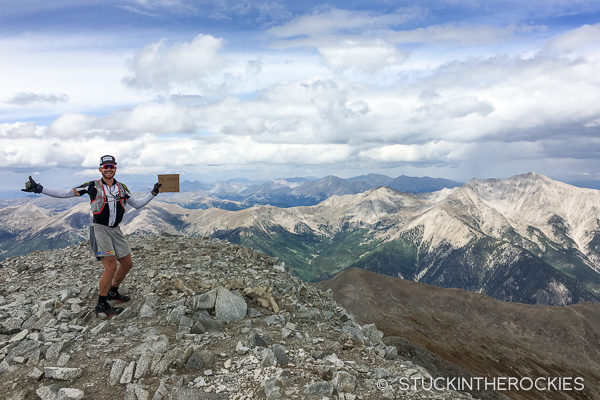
[22,176,43,193]
[151,182,162,196]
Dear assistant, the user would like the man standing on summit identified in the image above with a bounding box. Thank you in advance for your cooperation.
[22,155,161,316]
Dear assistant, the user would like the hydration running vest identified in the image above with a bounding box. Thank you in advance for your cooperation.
[90,180,128,215]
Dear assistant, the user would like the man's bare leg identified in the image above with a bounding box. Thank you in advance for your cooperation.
[95,255,123,315]
[99,256,118,296]
[112,254,133,287]
[106,254,134,303]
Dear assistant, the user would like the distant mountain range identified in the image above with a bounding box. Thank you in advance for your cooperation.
[2,172,599,306]
[179,173,462,207]
[186,172,600,305]
[4,173,461,210]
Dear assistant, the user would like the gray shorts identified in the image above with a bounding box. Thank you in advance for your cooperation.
[89,223,132,259]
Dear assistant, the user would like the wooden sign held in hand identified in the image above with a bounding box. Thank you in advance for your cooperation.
[158,174,180,193]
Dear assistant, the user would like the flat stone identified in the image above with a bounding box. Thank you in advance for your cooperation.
[32,313,55,331]
[46,341,64,363]
[171,388,229,400]
[126,384,149,400]
[153,348,181,374]
[134,352,152,379]
[139,304,156,319]
[120,361,136,384]
[36,385,58,400]
[127,334,169,357]
[109,359,127,386]
[27,367,44,381]
[9,339,41,361]
[57,388,85,400]
[44,367,83,381]
[116,307,135,319]
[9,329,29,343]
[90,322,107,335]
[1,317,23,334]
[193,289,217,311]
[57,353,71,367]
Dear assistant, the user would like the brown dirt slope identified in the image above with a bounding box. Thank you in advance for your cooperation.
[318,267,600,400]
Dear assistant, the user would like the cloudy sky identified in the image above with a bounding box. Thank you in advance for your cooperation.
[1,0,600,193]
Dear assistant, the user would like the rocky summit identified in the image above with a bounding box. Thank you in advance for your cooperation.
[1,234,477,400]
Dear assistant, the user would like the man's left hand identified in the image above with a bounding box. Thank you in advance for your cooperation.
[152,182,162,196]
[22,176,43,193]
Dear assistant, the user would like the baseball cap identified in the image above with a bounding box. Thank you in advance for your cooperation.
[99,155,117,166]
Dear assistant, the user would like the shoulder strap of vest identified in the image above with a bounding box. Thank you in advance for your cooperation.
[94,180,105,195]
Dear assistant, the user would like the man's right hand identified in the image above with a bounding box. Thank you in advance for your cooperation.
[22,176,43,193]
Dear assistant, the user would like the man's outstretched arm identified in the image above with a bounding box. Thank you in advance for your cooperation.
[21,176,80,197]
[127,182,161,209]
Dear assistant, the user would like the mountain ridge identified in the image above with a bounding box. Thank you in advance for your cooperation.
[2,172,599,306]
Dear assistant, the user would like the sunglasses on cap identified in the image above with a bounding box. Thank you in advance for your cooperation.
[101,164,116,169]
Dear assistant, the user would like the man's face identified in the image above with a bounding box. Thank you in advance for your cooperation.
[99,164,116,180]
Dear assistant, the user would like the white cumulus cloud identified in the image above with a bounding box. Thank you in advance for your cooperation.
[318,39,407,73]
[124,34,225,91]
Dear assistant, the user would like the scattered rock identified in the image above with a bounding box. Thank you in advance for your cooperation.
[185,349,214,370]
[0,235,480,400]
[271,344,290,366]
[57,388,85,400]
[303,381,334,398]
[332,370,357,393]
[109,359,127,386]
[193,289,217,311]
[44,367,82,381]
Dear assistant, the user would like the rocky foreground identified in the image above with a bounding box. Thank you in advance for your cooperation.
[0,234,477,400]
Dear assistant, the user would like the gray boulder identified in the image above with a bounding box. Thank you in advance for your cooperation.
[303,381,333,398]
[214,287,247,323]
[185,350,215,370]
